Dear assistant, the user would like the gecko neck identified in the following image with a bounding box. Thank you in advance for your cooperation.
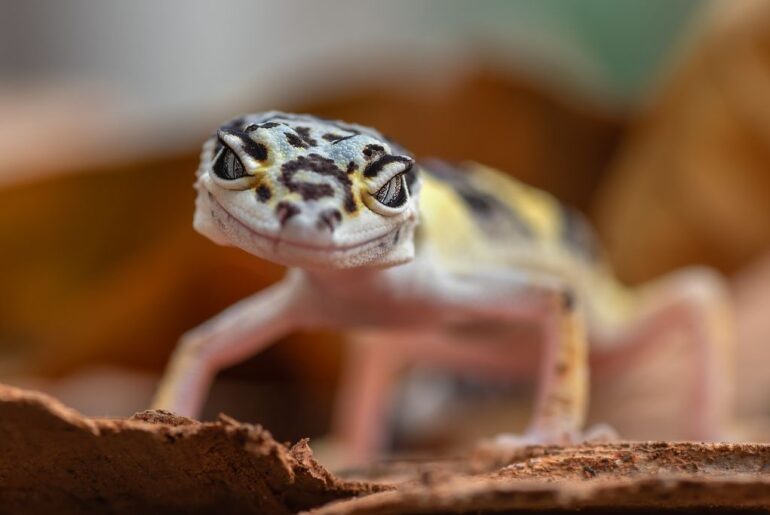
[296,258,424,303]
[299,265,394,290]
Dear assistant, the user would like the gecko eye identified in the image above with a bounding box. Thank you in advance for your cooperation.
[375,173,407,208]
[212,147,247,180]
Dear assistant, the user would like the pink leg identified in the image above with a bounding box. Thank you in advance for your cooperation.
[332,334,401,461]
[592,267,733,440]
[152,278,304,417]
[334,281,589,460]
[332,330,539,462]
[499,289,590,446]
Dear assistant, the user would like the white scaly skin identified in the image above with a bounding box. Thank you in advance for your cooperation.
[152,112,734,462]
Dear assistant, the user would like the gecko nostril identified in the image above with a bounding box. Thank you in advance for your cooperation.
[316,209,342,233]
[276,201,300,226]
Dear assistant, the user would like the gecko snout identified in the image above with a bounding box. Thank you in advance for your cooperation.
[316,209,342,233]
[275,202,340,246]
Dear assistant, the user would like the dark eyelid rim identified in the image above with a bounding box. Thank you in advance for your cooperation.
[217,128,268,161]
[216,129,243,155]
[363,154,414,179]
[212,134,244,164]
[211,131,251,181]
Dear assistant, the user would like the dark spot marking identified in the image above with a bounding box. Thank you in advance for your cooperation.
[295,126,317,147]
[330,134,356,145]
[285,132,307,148]
[459,189,533,238]
[276,201,300,225]
[362,144,385,159]
[256,184,272,202]
[346,161,357,174]
[424,160,534,239]
[363,154,414,178]
[316,209,342,232]
[296,182,335,201]
[322,124,360,145]
[250,142,269,161]
[281,154,357,213]
[457,190,496,216]
[322,132,345,142]
[244,121,280,133]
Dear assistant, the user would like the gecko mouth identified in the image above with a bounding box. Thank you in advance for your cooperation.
[208,193,398,253]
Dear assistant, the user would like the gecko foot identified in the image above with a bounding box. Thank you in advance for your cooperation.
[491,423,619,448]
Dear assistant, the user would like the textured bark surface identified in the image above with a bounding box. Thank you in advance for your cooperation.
[1,384,769,514]
[320,443,770,514]
[0,385,382,514]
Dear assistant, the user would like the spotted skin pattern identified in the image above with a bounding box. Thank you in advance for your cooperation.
[200,113,417,249]
[202,112,599,280]
[154,112,735,463]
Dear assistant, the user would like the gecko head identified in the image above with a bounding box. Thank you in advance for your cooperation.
[193,112,421,269]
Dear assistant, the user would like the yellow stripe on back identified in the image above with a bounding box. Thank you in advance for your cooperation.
[417,161,637,332]
[417,162,565,273]
[418,172,489,265]
[462,162,562,246]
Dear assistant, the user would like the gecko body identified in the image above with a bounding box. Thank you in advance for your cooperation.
[153,112,733,460]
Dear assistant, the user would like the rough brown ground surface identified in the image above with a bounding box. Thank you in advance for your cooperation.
[1,384,769,514]
[0,385,382,514]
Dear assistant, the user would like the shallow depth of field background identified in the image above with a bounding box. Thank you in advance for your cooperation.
[2,0,770,450]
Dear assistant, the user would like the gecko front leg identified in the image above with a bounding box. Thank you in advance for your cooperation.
[521,288,589,443]
[151,272,309,417]
[330,270,594,461]
[437,270,592,446]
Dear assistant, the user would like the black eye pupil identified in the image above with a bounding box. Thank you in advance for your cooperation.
[212,148,247,180]
[375,174,408,208]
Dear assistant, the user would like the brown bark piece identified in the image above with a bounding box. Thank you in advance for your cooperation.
[0,384,382,514]
[2,383,769,514]
[317,443,770,514]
